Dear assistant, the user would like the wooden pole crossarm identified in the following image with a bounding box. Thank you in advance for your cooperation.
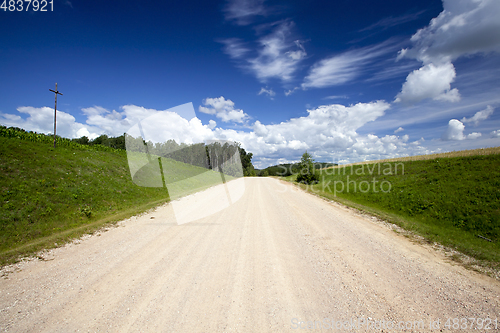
[49,89,63,96]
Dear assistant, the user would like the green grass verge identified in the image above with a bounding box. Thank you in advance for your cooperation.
[0,136,227,266]
[284,153,500,269]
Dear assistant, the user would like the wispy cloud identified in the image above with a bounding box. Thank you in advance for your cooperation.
[302,41,397,89]
[258,87,276,99]
[219,38,250,59]
[366,61,420,83]
[324,95,348,100]
[64,0,73,8]
[284,87,300,96]
[461,105,494,126]
[394,126,404,134]
[247,21,307,82]
[219,21,306,83]
[223,0,267,25]
[359,10,426,32]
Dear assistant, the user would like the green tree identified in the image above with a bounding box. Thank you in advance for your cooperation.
[108,134,126,150]
[238,145,256,176]
[73,136,90,145]
[296,151,319,184]
[91,134,109,146]
[259,170,269,177]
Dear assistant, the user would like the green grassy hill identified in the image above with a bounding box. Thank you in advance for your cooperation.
[286,152,500,270]
[0,130,226,265]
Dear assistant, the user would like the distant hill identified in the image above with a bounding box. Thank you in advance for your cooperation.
[258,162,337,177]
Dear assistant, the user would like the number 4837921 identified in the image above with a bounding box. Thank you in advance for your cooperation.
[1,0,53,11]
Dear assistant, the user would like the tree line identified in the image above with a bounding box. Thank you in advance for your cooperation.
[257,160,337,177]
[72,134,126,150]
[0,126,117,153]
[124,134,256,177]
[0,127,257,176]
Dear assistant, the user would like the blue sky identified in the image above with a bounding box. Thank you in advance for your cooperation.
[1,0,500,168]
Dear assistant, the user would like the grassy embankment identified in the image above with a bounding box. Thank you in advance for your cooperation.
[285,148,500,271]
[0,128,225,266]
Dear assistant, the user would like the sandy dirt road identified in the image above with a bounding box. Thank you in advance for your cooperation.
[1,177,499,332]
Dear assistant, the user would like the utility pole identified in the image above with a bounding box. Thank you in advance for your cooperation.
[49,83,63,148]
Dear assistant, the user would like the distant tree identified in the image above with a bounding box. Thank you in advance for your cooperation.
[296,151,319,184]
[73,136,90,145]
[92,134,109,146]
[108,134,125,150]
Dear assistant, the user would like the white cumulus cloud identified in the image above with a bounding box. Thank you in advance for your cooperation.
[199,96,249,123]
[396,0,500,105]
[399,0,500,64]
[0,100,433,169]
[236,101,399,164]
[467,132,482,140]
[126,110,216,145]
[394,62,460,104]
[0,103,218,145]
[0,106,102,139]
[441,119,482,141]
[490,129,500,138]
[208,120,217,129]
[442,119,466,140]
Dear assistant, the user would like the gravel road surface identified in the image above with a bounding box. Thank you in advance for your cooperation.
[1,177,499,332]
